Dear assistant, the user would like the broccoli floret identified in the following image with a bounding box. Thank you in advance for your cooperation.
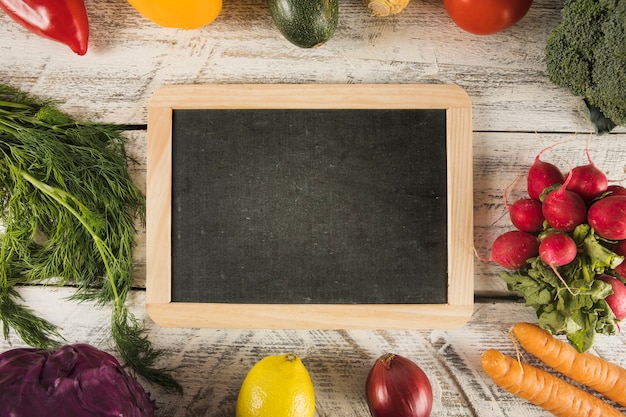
[546,0,626,132]
[591,2,626,126]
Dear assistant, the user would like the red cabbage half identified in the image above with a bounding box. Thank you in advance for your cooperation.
[0,343,155,416]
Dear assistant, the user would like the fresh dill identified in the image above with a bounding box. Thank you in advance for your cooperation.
[0,84,181,393]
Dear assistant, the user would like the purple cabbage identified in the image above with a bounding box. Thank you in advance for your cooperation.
[0,344,155,417]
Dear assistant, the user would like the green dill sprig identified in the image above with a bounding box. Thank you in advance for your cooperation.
[112,306,182,392]
[0,84,180,392]
[0,287,62,350]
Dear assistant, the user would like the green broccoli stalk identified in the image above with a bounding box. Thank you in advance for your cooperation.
[546,0,626,133]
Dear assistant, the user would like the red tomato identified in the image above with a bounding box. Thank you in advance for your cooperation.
[443,0,533,35]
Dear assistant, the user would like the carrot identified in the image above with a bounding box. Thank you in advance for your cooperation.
[481,349,625,417]
[512,322,626,408]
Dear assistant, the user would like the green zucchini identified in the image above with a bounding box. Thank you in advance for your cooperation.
[268,0,338,48]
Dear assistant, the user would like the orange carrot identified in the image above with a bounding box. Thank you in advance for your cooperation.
[481,349,625,417]
[512,322,626,408]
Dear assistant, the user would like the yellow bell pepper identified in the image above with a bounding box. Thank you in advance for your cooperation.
[127,0,222,29]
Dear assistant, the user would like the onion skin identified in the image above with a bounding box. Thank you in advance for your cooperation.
[365,353,433,417]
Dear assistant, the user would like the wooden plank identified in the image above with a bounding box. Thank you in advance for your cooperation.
[1,0,625,415]
[148,83,472,109]
[473,132,626,294]
[145,105,173,305]
[447,105,474,306]
[129,129,626,295]
[3,287,626,416]
[0,0,622,134]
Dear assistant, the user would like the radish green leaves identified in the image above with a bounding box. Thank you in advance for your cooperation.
[502,224,623,353]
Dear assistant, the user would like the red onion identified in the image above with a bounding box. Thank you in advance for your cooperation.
[365,353,433,417]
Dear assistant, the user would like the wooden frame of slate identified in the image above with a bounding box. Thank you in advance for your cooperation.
[146,84,474,329]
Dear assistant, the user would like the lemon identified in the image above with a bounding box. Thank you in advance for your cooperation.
[235,353,315,417]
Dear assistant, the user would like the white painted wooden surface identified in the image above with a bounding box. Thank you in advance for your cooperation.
[1,0,626,415]
[4,288,626,417]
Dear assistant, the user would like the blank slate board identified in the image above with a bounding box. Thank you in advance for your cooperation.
[146,84,474,329]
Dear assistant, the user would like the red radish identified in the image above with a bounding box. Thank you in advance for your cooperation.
[508,198,545,233]
[488,230,539,270]
[565,147,608,201]
[538,232,578,294]
[588,195,626,240]
[614,240,626,278]
[598,274,626,320]
[527,144,566,200]
[539,233,578,267]
[607,185,626,197]
[542,170,587,232]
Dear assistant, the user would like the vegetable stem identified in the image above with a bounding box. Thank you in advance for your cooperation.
[0,84,180,392]
[15,142,181,392]
[18,170,122,306]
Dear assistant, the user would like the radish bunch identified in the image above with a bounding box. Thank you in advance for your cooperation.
[493,143,626,353]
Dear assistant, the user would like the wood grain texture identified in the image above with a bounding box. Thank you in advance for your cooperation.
[0,0,622,133]
[2,287,626,417]
[129,128,626,295]
[1,0,626,415]
[473,132,626,294]
[147,83,473,109]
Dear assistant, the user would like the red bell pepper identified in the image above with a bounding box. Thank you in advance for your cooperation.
[0,0,89,55]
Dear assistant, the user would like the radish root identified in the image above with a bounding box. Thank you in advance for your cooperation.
[503,174,525,208]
